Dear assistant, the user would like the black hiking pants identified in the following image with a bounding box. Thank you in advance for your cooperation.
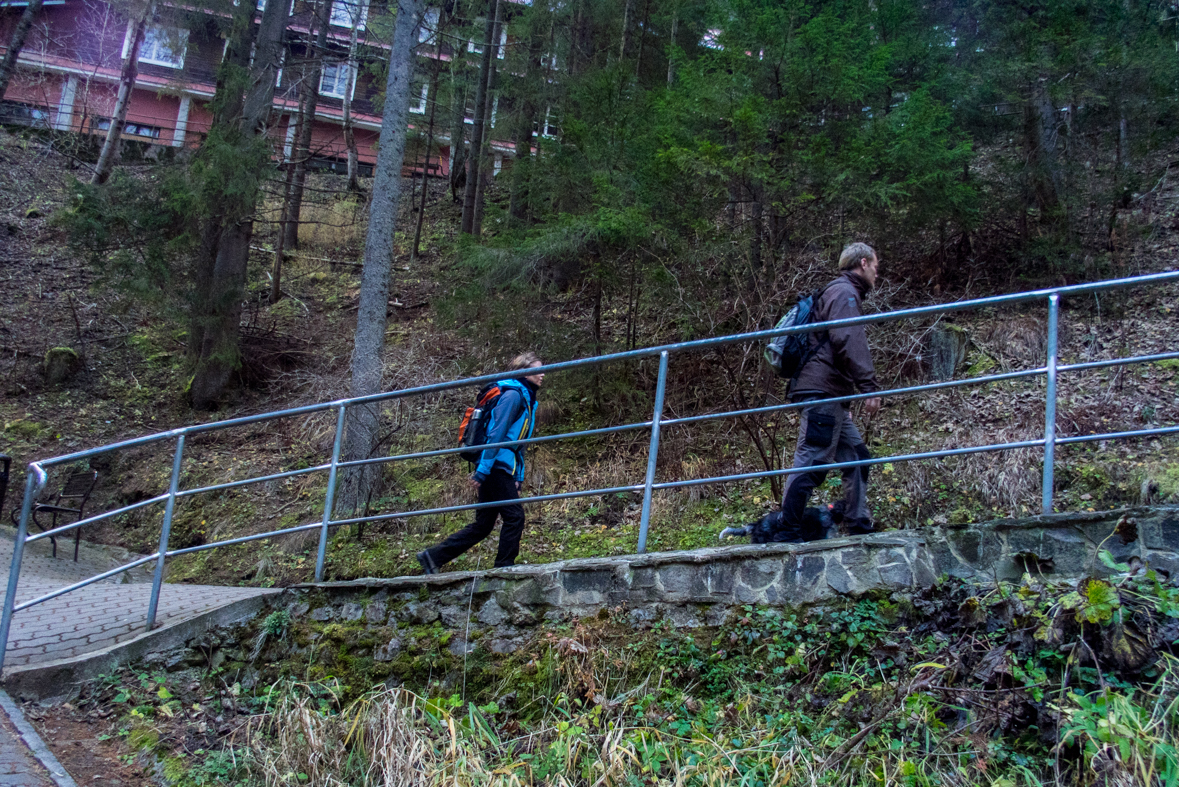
[422,469,524,568]
[779,399,873,542]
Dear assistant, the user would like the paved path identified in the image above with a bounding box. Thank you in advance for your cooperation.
[1,530,276,669]
[0,711,55,787]
[0,530,278,787]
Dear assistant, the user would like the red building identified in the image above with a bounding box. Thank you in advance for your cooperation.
[0,0,517,177]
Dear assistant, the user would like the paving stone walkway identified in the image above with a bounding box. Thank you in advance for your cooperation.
[0,711,55,787]
[0,530,277,669]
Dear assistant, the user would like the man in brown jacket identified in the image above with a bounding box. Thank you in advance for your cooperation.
[779,242,882,541]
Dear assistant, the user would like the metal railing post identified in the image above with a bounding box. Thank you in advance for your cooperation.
[147,434,186,631]
[0,469,46,675]
[1042,294,1060,515]
[637,352,669,554]
[315,405,347,582]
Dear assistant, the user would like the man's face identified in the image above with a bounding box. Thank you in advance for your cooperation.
[524,361,545,388]
[859,254,879,288]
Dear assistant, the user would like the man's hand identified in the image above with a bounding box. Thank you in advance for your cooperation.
[469,477,482,492]
[863,397,882,416]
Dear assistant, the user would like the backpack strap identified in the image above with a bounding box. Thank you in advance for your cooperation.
[789,283,835,382]
[496,380,534,462]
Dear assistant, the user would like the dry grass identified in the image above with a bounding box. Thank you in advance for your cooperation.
[239,666,1057,787]
[246,687,440,787]
[297,196,366,256]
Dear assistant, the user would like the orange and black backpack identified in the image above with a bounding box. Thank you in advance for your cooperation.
[457,383,502,463]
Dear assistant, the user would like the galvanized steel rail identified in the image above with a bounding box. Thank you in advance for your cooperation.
[2,269,1178,673]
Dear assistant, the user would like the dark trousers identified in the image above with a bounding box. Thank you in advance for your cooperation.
[423,469,524,568]
[779,400,873,541]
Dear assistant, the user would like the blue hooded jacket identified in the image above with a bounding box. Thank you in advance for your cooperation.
[472,378,538,484]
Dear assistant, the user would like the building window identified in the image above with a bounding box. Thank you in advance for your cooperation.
[95,117,163,140]
[536,106,557,139]
[468,25,507,56]
[0,101,51,128]
[409,82,428,114]
[135,25,188,68]
[319,61,354,98]
[419,7,439,44]
[330,0,368,29]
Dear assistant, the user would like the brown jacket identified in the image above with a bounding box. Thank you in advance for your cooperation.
[790,270,879,399]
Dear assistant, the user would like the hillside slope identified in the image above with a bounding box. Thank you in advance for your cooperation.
[0,127,1177,587]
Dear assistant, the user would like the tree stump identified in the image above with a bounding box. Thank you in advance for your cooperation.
[43,346,81,385]
[926,326,969,381]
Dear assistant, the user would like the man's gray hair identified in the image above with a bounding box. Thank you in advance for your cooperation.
[838,242,876,271]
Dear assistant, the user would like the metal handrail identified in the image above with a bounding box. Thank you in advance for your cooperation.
[2,268,1177,673]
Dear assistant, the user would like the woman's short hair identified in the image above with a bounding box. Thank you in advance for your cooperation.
[507,352,542,371]
[838,242,877,271]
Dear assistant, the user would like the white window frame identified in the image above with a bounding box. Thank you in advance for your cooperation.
[330,0,368,30]
[129,25,188,69]
[319,60,355,99]
[96,117,163,140]
[275,48,286,91]
[409,82,428,114]
[538,106,556,139]
[419,7,439,44]
[468,24,507,56]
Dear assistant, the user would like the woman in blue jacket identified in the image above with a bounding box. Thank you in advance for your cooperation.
[418,353,544,573]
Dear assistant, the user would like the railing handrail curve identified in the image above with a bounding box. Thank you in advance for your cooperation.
[2,268,1177,674]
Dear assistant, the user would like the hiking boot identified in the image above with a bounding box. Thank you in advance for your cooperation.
[847,518,875,535]
[417,550,439,575]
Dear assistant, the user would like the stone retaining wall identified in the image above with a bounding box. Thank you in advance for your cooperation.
[925,506,1179,581]
[279,507,1178,658]
[12,507,1178,700]
[289,533,935,655]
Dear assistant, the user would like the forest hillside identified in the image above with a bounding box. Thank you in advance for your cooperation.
[2,0,1177,579]
[3,0,1179,783]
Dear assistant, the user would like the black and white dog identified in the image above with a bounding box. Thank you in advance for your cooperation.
[720,501,845,543]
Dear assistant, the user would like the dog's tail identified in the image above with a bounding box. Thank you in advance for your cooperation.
[719,525,752,541]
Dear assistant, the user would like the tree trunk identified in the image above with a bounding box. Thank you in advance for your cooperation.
[0,0,43,101]
[448,78,468,203]
[634,0,650,78]
[188,0,287,408]
[750,190,763,278]
[666,12,677,85]
[618,0,633,63]
[410,62,441,262]
[337,0,424,514]
[283,0,330,251]
[508,20,545,226]
[507,108,534,225]
[342,6,362,193]
[461,0,497,234]
[270,94,310,305]
[471,0,501,236]
[92,1,154,186]
[569,0,589,77]
[1023,77,1062,224]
